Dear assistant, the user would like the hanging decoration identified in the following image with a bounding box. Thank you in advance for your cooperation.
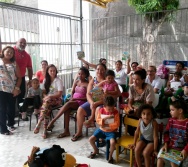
[83,0,116,8]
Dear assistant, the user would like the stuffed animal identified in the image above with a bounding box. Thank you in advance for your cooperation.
[23,145,77,167]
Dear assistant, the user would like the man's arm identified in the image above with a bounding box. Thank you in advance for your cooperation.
[27,67,33,81]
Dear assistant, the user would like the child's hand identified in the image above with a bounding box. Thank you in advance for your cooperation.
[128,144,136,149]
[181,150,188,160]
[161,144,168,152]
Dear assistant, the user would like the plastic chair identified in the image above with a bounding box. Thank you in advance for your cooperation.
[17,103,36,131]
[115,116,139,167]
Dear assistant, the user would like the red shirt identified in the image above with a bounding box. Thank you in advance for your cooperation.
[14,46,32,77]
[164,118,188,152]
[36,70,44,83]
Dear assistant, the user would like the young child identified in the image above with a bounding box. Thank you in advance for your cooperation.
[157,100,188,167]
[20,78,42,120]
[88,96,120,164]
[165,72,183,96]
[129,104,158,167]
[84,69,118,127]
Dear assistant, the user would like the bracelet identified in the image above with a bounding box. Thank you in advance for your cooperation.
[15,86,20,90]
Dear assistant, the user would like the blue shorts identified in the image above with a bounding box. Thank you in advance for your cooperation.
[80,102,91,116]
[140,135,153,144]
[93,128,116,140]
[80,102,103,117]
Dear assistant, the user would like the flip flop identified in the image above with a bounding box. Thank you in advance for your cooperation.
[71,134,82,142]
[87,152,98,159]
[57,132,70,138]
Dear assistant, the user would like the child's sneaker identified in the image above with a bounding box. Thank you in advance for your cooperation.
[33,109,40,115]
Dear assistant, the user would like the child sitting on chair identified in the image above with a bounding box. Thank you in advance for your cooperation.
[88,96,120,164]
[20,78,42,120]
[129,104,158,167]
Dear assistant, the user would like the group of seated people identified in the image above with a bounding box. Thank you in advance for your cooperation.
[2,46,188,166]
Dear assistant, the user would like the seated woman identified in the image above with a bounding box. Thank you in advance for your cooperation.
[71,63,121,142]
[114,59,131,92]
[47,67,90,138]
[127,69,155,116]
[35,60,48,84]
[33,64,63,139]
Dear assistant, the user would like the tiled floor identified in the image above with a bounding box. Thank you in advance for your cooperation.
[0,110,129,167]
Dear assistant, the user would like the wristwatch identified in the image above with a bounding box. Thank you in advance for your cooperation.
[15,86,20,90]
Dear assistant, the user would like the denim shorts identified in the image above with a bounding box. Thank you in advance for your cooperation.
[93,128,116,140]
[140,135,153,144]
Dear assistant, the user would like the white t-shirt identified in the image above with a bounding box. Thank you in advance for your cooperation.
[114,68,127,85]
[145,75,163,92]
[42,77,63,96]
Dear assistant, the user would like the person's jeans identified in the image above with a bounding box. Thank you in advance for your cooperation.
[0,91,16,133]
[17,77,26,104]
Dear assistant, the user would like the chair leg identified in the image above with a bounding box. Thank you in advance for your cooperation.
[106,140,110,160]
[130,149,133,167]
[17,113,21,127]
[116,144,119,163]
[29,114,32,131]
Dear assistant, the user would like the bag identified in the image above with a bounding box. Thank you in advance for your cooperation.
[156,64,170,79]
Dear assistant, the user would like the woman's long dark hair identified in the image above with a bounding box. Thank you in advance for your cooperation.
[44,64,58,94]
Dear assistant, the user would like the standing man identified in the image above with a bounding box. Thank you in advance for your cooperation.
[145,65,162,94]
[14,38,33,120]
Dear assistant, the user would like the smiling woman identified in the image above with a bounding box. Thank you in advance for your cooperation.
[0,46,22,135]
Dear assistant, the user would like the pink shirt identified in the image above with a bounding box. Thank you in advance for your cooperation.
[14,46,32,77]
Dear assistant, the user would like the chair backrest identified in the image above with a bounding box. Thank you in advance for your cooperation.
[124,116,139,135]
[124,117,139,127]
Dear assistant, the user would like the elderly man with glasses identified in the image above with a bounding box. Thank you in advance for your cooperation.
[145,65,163,94]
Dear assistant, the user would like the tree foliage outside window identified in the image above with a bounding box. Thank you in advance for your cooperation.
[0,0,15,3]
[127,0,180,67]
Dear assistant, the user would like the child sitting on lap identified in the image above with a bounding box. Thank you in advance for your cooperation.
[88,96,120,164]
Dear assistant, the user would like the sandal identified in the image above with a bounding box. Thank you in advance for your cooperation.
[71,134,82,142]
[57,132,70,138]
[33,124,40,134]
[47,124,55,132]
[42,129,47,139]
[87,152,98,159]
